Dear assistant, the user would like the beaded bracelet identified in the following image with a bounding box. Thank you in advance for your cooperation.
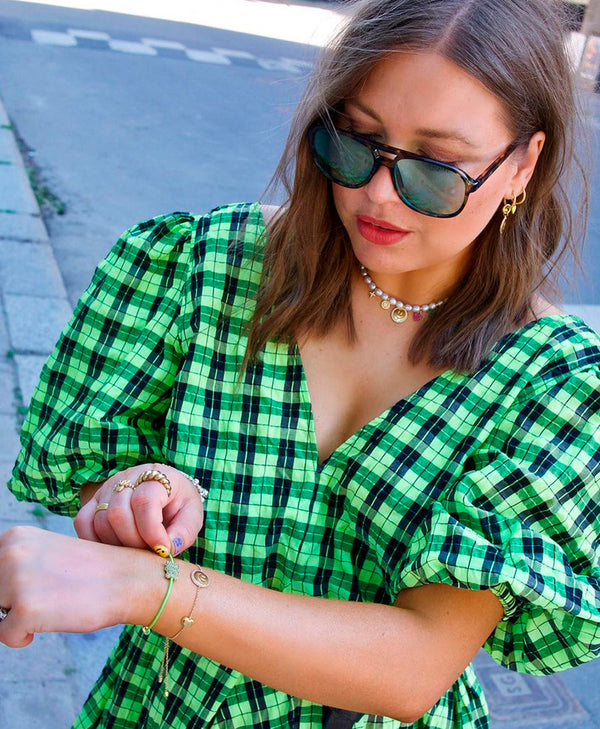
[182,472,209,503]
[142,555,179,636]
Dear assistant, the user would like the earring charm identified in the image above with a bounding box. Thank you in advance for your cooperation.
[500,190,526,234]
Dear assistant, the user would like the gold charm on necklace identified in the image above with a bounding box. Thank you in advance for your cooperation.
[391,307,408,324]
[380,300,391,310]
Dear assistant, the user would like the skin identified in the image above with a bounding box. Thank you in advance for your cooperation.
[0,51,553,722]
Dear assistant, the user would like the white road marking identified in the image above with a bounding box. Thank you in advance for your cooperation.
[280,57,313,70]
[31,29,77,46]
[30,28,313,74]
[186,49,231,65]
[142,38,186,50]
[212,47,255,59]
[108,39,157,55]
[257,58,302,74]
[68,28,110,41]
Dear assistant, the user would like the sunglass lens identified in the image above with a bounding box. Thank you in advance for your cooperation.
[310,127,375,187]
[394,159,467,216]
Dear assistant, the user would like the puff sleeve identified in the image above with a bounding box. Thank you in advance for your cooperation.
[8,213,197,517]
[390,367,600,674]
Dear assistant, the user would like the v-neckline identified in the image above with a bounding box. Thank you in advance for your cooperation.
[291,314,586,472]
[292,341,456,471]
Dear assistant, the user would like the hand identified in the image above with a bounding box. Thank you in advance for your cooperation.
[0,526,158,648]
[74,463,205,556]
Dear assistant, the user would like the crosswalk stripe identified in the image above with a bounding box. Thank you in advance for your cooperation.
[142,38,186,50]
[108,39,157,55]
[68,28,111,41]
[186,48,231,65]
[31,29,77,46]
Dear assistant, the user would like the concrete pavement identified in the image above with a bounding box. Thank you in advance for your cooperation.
[1,79,600,729]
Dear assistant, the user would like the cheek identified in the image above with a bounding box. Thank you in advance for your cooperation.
[453,184,506,240]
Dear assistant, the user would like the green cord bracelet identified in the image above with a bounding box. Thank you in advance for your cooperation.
[142,554,179,636]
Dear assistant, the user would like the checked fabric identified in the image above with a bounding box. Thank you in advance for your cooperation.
[9,201,600,729]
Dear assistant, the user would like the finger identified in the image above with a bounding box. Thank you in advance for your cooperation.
[74,497,101,542]
[104,484,146,549]
[91,510,123,547]
[0,610,35,649]
[130,484,170,553]
[164,501,205,555]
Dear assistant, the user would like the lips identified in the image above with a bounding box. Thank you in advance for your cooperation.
[356,215,411,246]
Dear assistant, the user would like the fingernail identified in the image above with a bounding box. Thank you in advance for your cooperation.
[153,544,170,558]
[171,537,183,555]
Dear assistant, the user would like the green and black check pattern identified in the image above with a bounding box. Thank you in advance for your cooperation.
[9,202,600,729]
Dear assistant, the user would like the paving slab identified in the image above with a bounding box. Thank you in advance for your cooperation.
[0,162,39,214]
[0,239,68,297]
[473,651,592,729]
[0,211,48,241]
[4,293,71,353]
[0,413,20,456]
[0,677,78,729]
[0,99,10,127]
[0,357,16,414]
[64,627,123,711]
[14,353,49,405]
[0,127,21,164]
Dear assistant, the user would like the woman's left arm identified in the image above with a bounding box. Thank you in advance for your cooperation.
[0,525,502,724]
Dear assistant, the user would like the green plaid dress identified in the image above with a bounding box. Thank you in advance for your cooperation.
[8,202,600,729]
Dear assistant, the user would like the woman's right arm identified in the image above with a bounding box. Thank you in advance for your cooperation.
[8,213,197,518]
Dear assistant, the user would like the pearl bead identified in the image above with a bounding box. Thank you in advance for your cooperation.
[359,266,446,321]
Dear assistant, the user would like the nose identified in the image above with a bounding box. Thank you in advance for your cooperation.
[364,160,399,206]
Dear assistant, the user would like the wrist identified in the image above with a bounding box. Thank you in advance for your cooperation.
[118,547,169,627]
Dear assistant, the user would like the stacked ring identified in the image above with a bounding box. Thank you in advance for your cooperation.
[94,502,110,513]
[113,478,133,493]
[134,469,172,498]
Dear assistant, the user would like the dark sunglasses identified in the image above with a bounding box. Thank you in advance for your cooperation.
[308,123,519,219]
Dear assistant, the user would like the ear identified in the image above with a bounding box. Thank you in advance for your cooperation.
[504,131,545,197]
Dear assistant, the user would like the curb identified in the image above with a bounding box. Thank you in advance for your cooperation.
[0,96,72,406]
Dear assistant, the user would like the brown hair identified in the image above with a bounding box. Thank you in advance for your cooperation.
[246,0,586,373]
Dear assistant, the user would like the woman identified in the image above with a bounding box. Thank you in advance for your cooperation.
[2,0,599,727]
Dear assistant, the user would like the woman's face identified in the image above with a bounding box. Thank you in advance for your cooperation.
[331,51,543,295]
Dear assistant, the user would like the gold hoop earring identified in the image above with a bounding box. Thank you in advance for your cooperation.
[500,190,527,234]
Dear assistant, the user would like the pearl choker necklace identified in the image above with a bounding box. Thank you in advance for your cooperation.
[360,266,446,323]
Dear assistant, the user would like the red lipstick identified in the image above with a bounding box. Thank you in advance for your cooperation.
[356,215,410,246]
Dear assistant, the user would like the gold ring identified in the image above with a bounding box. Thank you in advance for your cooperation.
[134,469,172,497]
[94,502,110,513]
[113,478,133,493]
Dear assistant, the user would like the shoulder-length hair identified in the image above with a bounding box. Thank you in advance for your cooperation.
[246,0,586,373]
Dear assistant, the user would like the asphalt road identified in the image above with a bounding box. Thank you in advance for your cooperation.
[0,0,322,302]
[0,0,598,307]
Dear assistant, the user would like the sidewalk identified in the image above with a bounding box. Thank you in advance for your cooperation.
[0,96,600,728]
[0,96,121,727]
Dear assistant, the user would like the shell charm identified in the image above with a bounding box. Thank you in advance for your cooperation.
[391,307,408,324]
[191,567,210,588]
